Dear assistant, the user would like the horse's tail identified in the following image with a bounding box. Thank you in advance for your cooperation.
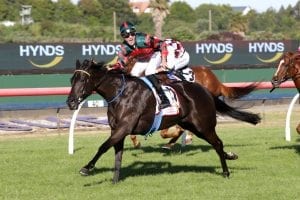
[214,97,261,125]
[220,82,258,99]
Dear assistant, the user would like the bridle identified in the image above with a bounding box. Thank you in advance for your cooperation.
[73,69,91,104]
[73,68,126,104]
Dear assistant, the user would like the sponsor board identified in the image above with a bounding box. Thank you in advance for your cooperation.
[0,40,297,72]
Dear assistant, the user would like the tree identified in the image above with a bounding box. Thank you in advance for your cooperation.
[149,0,169,38]
[53,0,81,23]
[168,1,195,23]
[228,13,248,36]
[98,0,137,26]
[78,0,103,25]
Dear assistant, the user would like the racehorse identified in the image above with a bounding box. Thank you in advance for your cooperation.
[127,64,258,149]
[271,51,300,134]
[66,59,261,183]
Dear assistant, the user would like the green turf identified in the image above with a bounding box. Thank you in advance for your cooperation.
[0,119,299,200]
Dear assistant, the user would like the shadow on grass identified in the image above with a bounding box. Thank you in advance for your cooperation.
[127,142,253,157]
[269,138,300,155]
[126,144,212,156]
[83,160,253,186]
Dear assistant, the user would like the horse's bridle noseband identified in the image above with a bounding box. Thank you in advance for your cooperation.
[73,69,91,104]
[74,69,91,77]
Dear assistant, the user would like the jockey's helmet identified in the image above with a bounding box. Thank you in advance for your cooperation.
[120,21,136,37]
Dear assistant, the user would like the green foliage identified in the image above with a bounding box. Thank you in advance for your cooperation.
[168,1,196,23]
[98,0,138,26]
[194,4,233,31]
[0,0,300,42]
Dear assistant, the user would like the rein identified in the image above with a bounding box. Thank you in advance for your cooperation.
[106,74,126,104]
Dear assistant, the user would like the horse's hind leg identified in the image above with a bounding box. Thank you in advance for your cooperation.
[161,125,189,149]
[196,129,231,177]
[130,135,141,148]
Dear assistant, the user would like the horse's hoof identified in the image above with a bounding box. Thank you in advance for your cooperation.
[225,152,238,160]
[185,136,193,145]
[162,143,175,150]
[134,141,141,149]
[222,171,230,178]
[79,167,94,176]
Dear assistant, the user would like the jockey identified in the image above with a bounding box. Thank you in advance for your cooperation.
[112,21,170,109]
[112,21,190,109]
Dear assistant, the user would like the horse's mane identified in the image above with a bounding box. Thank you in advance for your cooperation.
[83,59,135,78]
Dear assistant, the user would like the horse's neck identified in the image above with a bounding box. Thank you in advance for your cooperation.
[293,79,300,92]
[293,63,300,92]
[95,74,125,103]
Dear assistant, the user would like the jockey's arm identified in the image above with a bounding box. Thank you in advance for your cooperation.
[158,41,171,72]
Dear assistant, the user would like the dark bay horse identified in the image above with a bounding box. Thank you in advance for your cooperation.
[67,59,261,183]
[271,51,300,133]
[128,65,258,149]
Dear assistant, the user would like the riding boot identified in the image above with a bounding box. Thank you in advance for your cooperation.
[147,74,170,109]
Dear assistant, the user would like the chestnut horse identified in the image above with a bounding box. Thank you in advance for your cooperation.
[67,59,260,183]
[271,51,300,134]
[128,65,258,149]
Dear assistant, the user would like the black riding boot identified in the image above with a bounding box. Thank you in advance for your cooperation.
[147,74,170,109]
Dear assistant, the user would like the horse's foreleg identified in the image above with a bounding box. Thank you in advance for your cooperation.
[80,133,125,176]
[113,138,125,183]
[80,139,112,176]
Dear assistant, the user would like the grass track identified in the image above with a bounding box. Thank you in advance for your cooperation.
[0,108,300,200]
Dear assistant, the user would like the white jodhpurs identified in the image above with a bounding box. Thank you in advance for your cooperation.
[130,52,161,76]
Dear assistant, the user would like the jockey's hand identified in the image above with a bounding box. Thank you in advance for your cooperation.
[156,65,170,73]
[106,64,114,71]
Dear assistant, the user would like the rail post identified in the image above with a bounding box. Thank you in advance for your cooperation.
[285,93,299,141]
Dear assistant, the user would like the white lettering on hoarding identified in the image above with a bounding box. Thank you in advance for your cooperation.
[19,45,64,56]
[195,43,233,54]
[82,44,121,56]
[248,42,284,53]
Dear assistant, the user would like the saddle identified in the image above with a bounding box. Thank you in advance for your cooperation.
[140,77,180,115]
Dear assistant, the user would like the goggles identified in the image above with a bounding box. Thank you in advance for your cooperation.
[121,29,136,38]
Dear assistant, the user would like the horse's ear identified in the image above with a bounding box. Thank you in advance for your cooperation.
[76,60,81,69]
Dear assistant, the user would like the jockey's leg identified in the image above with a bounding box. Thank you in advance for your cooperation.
[131,62,147,76]
[144,52,170,109]
[147,74,170,109]
[145,52,161,75]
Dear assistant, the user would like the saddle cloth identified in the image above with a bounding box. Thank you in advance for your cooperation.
[139,77,180,116]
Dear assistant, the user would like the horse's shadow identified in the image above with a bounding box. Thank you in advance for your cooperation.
[82,143,255,186]
[126,143,213,157]
[84,160,253,186]
[269,138,300,155]
[126,142,255,157]
[85,161,217,185]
